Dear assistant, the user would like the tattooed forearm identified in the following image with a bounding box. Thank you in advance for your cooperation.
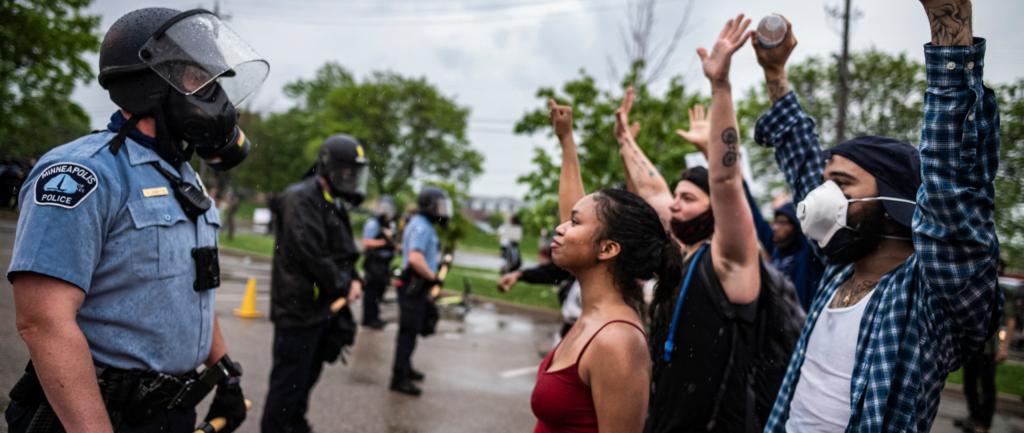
[924,2,972,46]
[720,127,739,167]
[767,76,791,105]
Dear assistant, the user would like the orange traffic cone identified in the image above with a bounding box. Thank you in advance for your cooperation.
[233,278,263,318]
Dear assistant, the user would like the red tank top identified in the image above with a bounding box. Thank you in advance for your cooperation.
[531,320,647,433]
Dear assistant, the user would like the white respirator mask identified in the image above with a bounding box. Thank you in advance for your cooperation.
[797,180,915,250]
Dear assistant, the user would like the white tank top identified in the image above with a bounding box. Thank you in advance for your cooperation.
[785,287,875,432]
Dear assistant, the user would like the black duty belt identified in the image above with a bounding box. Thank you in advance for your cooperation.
[10,357,238,431]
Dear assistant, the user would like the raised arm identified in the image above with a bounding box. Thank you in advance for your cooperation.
[914,0,1001,367]
[751,15,827,206]
[676,105,775,253]
[550,99,585,224]
[620,121,642,194]
[614,88,674,228]
[699,14,761,304]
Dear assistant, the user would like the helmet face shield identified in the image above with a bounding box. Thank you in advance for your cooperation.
[437,197,454,219]
[375,196,396,218]
[328,163,368,204]
[140,11,269,103]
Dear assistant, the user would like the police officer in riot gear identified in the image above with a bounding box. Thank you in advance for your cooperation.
[262,134,366,432]
[362,195,397,329]
[5,8,266,433]
[390,186,452,396]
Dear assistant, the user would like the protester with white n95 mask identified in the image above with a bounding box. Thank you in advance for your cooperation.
[752,3,1003,431]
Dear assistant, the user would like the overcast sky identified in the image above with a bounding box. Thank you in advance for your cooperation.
[73,0,1024,198]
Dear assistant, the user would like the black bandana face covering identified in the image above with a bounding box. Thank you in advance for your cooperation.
[670,209,715,245]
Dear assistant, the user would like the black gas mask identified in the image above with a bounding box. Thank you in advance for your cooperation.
[101,9,268,171]
[163,81,250,171]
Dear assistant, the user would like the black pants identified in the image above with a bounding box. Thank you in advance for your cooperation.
[393,282,429,382]
[5,400,196,433]
[0,184,14,208]
[362,258,390,324]
[963,351,997,428]
[262,321,328,433]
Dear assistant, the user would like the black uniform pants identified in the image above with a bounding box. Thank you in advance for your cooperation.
[362,258,390,324]
[963,351,997,428]
[261,321,328,433]
[392,282,429,382]
[5,400,197,433]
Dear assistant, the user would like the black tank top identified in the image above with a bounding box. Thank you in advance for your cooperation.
[646,249,758,433]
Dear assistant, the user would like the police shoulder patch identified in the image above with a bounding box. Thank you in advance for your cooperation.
[34,163,99,209]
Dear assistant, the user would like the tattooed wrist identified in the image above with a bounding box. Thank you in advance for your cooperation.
[721,127,739,167]
[767,76,791,105]
[925,2,972,46]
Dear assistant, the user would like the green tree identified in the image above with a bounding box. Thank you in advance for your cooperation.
[514,65,705,204]
[738,48,927,203]
[1,0,100,157]
[233,109,320,193]
[283,63,484,197]
[994,80,1024,267]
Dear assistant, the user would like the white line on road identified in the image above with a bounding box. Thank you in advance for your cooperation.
[500,366,538,379]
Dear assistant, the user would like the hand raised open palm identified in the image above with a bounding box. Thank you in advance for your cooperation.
[698,14,754,86]
[676,104,712,155]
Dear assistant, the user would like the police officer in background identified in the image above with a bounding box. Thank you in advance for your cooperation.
[390,186,452,396]
[262,134,365,433]
[362,195,397,329]
[6,8,267,432]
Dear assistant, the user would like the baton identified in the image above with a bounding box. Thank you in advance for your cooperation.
[194,399,251,433]
[330,296,347,313]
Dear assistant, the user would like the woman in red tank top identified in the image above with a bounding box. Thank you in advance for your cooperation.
[530,101,681,433]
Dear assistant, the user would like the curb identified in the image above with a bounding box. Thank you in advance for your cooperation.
[941,383,1024,416]
[219,246,273,263]
[439,289,562,321]
[219,247,562,321]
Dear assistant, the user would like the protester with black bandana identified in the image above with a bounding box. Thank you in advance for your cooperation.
[613,15,780,432]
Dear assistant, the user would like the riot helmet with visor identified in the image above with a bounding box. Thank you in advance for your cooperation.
[98,8,268,171]
[418,186,453,228]
[316,134,369,206]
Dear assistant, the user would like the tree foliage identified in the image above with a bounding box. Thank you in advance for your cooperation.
[514,65,705,204]
[1,0,100,157]
[737,48,927,203]
[234,63,483,203]
[994,80,1024,267]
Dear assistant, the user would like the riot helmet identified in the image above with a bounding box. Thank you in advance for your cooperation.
[375,195,396,220]
[316,134,369,206]
[418,186,453,227]
[98,8,268,170]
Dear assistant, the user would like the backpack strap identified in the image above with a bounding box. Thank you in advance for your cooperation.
[663,243,709,362]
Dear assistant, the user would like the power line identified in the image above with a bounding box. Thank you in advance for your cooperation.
[228,0,687,28]
[223,0,608,19]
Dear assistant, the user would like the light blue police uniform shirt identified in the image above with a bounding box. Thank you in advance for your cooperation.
[401,214,439,273]
[362,217,381,240]
[7,131,220,375]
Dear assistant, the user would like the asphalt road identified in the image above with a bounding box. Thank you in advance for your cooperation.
[0,217,561,433]
[3,215,1024,432]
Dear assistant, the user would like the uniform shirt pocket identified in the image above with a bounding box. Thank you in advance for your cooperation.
[128,197,190,280]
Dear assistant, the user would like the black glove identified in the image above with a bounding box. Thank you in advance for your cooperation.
[433,277,445,288]
[203,380,246,433]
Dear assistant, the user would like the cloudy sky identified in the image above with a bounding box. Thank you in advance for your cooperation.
[73,0,1024,198]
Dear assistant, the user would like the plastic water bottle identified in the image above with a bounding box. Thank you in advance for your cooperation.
[757,15,787,48]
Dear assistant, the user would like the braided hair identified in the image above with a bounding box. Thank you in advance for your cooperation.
[591,189,684,314]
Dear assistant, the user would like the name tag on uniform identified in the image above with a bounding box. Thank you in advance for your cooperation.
[142,187,169,197]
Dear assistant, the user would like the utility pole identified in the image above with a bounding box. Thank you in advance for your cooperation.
[835,0,852,145]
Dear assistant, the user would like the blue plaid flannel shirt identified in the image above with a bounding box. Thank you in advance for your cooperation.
[754,39,1002,432]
